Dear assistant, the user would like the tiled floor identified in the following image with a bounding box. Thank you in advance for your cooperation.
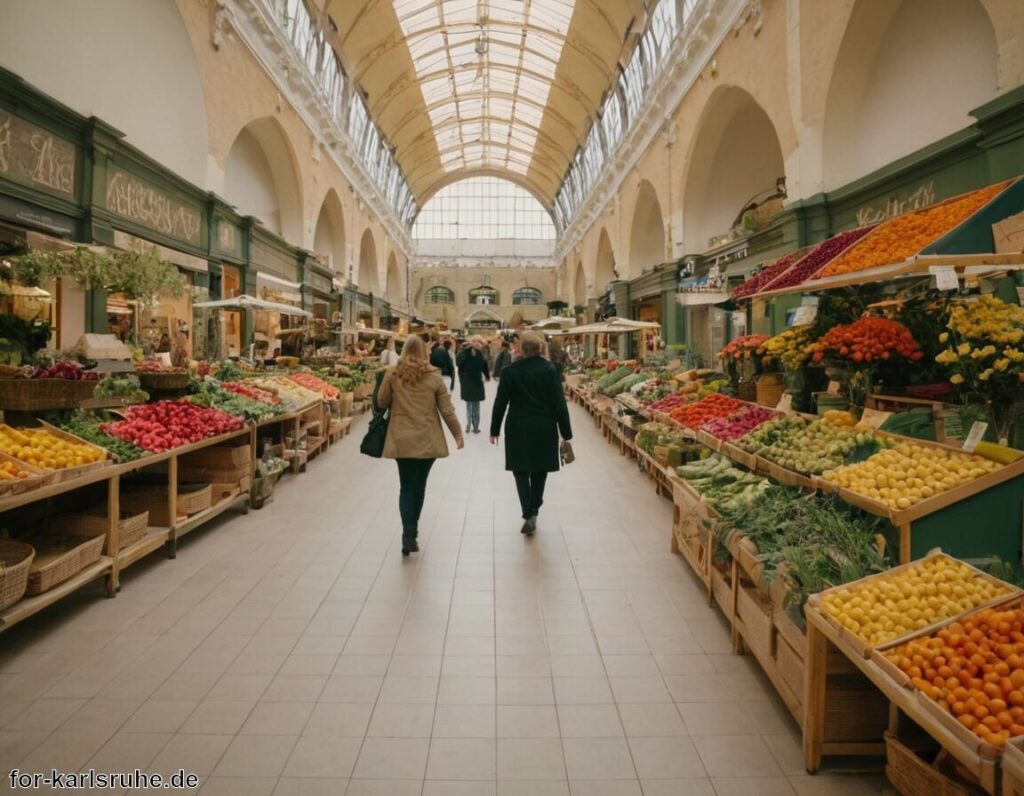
[0,389,887,794]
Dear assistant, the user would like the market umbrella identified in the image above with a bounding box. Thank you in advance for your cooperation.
[193,294,312,318]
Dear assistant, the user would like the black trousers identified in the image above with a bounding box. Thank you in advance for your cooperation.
[397,458,435,532]
[513,471,548,520]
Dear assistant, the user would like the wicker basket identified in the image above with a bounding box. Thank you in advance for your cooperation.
[338,392,354,417]
[52,507,148,553]
[884,732,972,796]
[755,374,785,408]
[0,378,97,411]
[737,380,757,402]
[0,539,34,611]
[137,372,190,391]
[25,533,105,595]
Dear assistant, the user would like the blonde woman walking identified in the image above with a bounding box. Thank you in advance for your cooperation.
[378,335,464,555]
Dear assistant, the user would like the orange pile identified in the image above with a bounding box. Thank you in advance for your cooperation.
[0,460,31,480]
[887,604,1024,748]
[816,182,1008,278]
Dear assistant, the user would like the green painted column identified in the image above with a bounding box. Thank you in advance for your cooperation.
[84,288,107,334]
[660,288,685,347]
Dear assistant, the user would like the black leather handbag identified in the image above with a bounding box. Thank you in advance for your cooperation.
[360,370,390,458]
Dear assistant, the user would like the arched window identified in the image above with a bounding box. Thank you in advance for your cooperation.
[413,177,556,240]
[469,286,500,306]
[424,286,455,305]
[512,287,543,305]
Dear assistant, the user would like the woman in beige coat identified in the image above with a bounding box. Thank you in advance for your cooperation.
[378,335,464,555]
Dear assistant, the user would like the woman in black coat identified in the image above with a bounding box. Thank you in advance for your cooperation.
[489,332,573,535]
[457,336,490,433]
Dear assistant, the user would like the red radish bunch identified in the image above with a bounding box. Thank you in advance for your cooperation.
[648,394,688,413]
[222,382,281,406]
[101,400,244,452]
[31,360,99,381]
[702,406,778,440]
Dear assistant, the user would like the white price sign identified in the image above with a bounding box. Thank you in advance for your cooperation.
[962,421,989,453]
[776,393,794,413]
[792,305,818,325]
[929,265,960,291]
[859,408,892,429]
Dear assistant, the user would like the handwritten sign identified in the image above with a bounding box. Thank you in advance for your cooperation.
[792,305,818,325]
[776,393,793,413]
[962,421,988,454]
[0,111,76,201]
[859,408,892,429]
[929,266,959,291]
[105,167,201,246]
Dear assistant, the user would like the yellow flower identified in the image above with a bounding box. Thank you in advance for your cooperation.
[950,374,965,384]
[935,348,958,364]
[958,343,972,356]
[980,369,994,381]
[994,358,1010,372]
[938,332,949,343]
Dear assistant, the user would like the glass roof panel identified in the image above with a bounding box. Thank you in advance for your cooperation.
[393,0,577,178]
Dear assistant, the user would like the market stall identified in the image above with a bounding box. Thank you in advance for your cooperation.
[193,295,313,361]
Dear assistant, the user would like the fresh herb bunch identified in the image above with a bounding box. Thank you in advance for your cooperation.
[714,485,890,611]
[188,378,282,422]
[58,410,145,462]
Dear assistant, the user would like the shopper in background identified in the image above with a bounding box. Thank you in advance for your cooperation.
[446,339,457,391]
[380,338,400,366]
[493,341,512,379]
[378,335,464,556]
[430,338,454,390]
[457,335,491,433]
[490,331,573,535]
[549,338,568,382]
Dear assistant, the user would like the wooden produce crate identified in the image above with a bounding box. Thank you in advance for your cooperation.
[51,507,148,554]
[806,551,1021,660]
[121,483,212,527]
[179,440,251,471]
[0,539,34,611]
[1003,736,1024,796]
[6,421,113,483]
[25,533,105,595]
[0,452,55,496]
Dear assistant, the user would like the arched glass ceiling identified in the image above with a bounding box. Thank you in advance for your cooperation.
[413,176,556,240]
[330,0,643,206]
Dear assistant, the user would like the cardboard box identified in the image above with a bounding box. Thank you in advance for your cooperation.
[994,211,1024,254]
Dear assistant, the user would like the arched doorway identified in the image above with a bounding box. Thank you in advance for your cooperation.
[595,229,617,297]
[357,230,379,294]
[224,118,303,243]
[681,87,786,255]
[629,181,666,279]
[573,262,587,309]
[386,253,403,305]
[823,0,997,189]
[313,189,347,275]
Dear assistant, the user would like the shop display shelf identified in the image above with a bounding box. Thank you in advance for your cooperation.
[0,558,113,630]
[116,527,172,571]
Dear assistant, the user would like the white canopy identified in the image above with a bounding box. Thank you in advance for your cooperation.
[561,317,661,336]
[530,317,577,329]
[193,294,312,318]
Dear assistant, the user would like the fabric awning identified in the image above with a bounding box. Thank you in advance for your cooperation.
[0,283,52,300]
[193,294,312,318]
[676,291,731,307]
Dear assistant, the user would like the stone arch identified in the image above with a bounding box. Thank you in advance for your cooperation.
[0,0,208,186]
[386,252,403,303]
[313,188,347,275]
[357,229,379,294]
[595,228,617,295]
[628,180,666,279]
[224,117,304,243]
[681,86,785,254]
[822,0,998,189]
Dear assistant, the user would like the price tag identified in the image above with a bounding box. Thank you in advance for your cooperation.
[929,266,960,291]
[827,381,841,396]
[792,305,818,325]
[776,393,793,413]
[962,421,989,453]
[860,407,892,429]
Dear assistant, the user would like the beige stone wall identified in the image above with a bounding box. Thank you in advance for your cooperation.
[410,267,558,330]
[557,0,1024,301]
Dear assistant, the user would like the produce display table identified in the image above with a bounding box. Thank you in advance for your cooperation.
[803,603,999,792]
[0,398,350,634]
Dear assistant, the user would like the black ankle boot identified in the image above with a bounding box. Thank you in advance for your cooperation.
[402,528,419,556]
